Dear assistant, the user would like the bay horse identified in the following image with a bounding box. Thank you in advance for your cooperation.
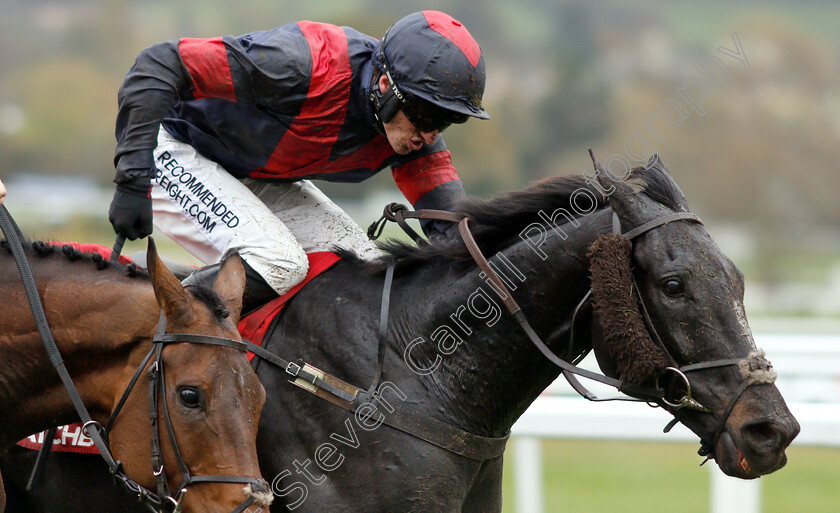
[1,156,799,512]
[0,233,270,512]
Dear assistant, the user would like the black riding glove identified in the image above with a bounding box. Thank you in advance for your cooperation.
[109,179,153,240]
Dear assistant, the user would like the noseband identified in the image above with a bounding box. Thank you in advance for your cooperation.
[0,206,268,513]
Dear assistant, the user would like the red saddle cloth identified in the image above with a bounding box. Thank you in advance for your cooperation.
[17,424,100,455]
[17,244,340,454]
[237,251,341,360]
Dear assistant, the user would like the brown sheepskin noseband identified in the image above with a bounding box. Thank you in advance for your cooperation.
[588,233,670,384]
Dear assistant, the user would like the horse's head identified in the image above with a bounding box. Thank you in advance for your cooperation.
[108,240,269,512]
[589,155,799,479]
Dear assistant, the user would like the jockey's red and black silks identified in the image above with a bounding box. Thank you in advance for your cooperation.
[116,21,465,229]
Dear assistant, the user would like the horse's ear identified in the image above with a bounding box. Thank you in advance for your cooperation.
[213,254,246,325]
[589,149,647,228]
[146,237,196,325]
[642,154,691,212]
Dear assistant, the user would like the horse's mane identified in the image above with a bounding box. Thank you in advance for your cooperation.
[0,239,147,278]
[0,239,229,321]
[361,163,686,271]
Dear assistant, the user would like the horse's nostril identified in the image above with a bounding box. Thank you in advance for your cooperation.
[742,420,785,448]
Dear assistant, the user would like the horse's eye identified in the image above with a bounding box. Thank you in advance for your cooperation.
[662,278,684,296]
[178,387,202,409]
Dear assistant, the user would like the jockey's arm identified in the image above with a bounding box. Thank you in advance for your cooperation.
[114,31,310,187]
[110,30,310,239]
[391,141,466,239]
[114,40,191,188]
[109,40,192,239]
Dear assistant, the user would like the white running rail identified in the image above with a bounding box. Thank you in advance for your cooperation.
[509,332,840,513]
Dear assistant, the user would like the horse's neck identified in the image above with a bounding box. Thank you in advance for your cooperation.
[401,209,610,437]
[0,264,158,448]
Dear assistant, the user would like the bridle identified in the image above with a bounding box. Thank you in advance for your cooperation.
[600,210,776,459]
[0,207,268,513]
[369,203,777,461]
[103,314,269,513]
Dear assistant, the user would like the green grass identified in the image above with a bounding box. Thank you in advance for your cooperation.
[501,440,840,513]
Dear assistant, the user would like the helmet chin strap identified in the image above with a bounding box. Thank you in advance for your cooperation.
[369,71,401,133]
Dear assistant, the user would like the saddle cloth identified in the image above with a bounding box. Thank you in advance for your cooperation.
[17,244,340,454]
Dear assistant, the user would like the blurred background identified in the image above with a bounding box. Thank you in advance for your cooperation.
[0,0,837,512]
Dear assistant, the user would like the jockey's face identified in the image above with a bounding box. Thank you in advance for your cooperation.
[378,75,440,154]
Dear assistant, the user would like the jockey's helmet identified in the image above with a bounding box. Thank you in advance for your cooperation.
[371,11,489,132]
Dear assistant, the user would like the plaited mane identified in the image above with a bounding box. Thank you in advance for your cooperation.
[1,239,228,321]
[0,239,145,278]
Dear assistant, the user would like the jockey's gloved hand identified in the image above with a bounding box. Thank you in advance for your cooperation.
[109,179,153,240]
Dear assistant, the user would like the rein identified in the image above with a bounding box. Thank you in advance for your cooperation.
[368,204,669,401]
[0,206,265,513]
[369,202,775,462]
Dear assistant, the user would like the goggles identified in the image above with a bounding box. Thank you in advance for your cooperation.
[401,94,470,133]
[379,49,470,133]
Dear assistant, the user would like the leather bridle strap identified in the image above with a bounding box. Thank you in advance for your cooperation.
[153,333,254,350]
[0,206,162,510]
[366,263,395,397]
[0,206,124,471]
[144,316,264,513]
[105,345,159,433]
[367,203,769,460]
[680,359,746,372]
[368,204,677,400]
[369,205,709,404]
[244,339,357,403]
[611,211,775,456]
[0,206,265,513]
[620,212,702,240]
[367,203,466,243]
[148,338,168,501]
[110,234,127,263]
[246,334,510,461]
[455,217,665,400]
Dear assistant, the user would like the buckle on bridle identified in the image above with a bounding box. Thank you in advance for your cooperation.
[286,361,301,377]
[82,420,104,437]
[163,489,187,513]
[656,367,710,412]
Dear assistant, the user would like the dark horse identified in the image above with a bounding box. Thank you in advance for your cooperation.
[2,157,799,512]
[0,236,270,512]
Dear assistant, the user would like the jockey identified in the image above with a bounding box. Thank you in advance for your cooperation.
[108,10,489,312]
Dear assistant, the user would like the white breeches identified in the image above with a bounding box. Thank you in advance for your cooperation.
[150,127,382,295]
